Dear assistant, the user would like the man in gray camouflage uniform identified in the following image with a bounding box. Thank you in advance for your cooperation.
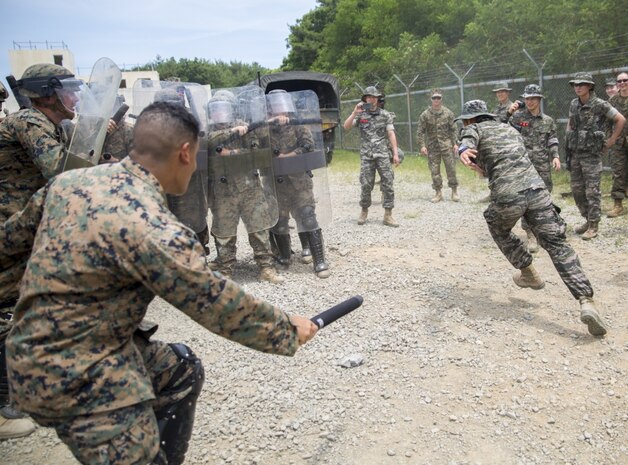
[417,89,460,203]
[1,101,317,464]
[343,86,400,227]
[505,84,561,252]
[492,82,513,123]
[566,72,625,239]
[457,99,607,337]
[607,71,628,218]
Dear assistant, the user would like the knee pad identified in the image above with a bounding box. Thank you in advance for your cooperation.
[297,205,319,230]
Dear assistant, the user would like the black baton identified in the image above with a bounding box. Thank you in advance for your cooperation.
[310,295,363,329]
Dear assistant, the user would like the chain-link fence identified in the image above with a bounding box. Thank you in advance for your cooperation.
[339,65,628,165]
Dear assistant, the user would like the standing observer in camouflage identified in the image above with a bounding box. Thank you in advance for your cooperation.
[343,86,400,227]
[457,99,608,337]
[506,84,561,253]
[416,89,460,202]
[607,72,628,218]
[2,102,318,465]
[565,72,625,240]
[492,81,514,123]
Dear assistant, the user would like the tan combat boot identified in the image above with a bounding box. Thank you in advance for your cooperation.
[383,208,399,227]
[357,208,368,225]
[431,190,443,203]
[579,296,607,336]
[259,266,284,284]
[0,417,36,440]
[607,199,624,218]
[581,221,598,240]
[526,230,539,253]
[451,187,460,202]
[512,264,545,289]
[574,220,589,235]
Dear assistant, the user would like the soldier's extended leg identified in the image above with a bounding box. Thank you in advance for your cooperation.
[483,191,545,289]
[428,152,443,202]
[569,156,590,234]
[212,234,237,279]
[524,189,607,336]
[249,230,284,284]
[608,145,627,217]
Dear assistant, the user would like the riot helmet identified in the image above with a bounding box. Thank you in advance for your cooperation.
[18,63,83,117]
[266,89,295,115]
[208,90,236,124]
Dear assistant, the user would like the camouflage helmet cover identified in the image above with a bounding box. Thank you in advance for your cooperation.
[491,81,512,92]
[454,99,496,122]
[18,63,76,98]
[569,72,595,86]
[521,84,544,99]
[361,85,383,101]
[605,77,617,87]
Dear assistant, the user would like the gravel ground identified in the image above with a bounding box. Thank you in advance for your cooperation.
[2,161,627,465]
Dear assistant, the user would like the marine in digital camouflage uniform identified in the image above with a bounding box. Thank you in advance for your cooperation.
[492,81,514,123]
[343,86,400,227]
[267,89,330,277]
[506,84,561,253]
[2,102,317,465]
[417,89,460,202]
[565,72,625,239]
[207,90,283,283]
[607,72,628,218]
[457,99,608,337]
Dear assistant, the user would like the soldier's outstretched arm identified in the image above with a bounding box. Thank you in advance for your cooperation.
[125,225,317,355]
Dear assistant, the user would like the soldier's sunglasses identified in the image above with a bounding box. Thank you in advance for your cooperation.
[617,79,628,83]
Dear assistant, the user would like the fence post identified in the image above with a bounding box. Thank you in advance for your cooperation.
[523,48,546,113]
[445,63,475,111]
[393,74,420,154]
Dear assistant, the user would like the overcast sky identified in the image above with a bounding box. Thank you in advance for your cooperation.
[2,0,317,83]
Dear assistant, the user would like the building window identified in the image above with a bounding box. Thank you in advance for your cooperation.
[120,79,127,89]
[53,55,63,66]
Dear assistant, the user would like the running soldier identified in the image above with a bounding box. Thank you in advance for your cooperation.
[457,99,607,337]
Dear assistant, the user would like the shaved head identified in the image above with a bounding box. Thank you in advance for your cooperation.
[133,101,200,161]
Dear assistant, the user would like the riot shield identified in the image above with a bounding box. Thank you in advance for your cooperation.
[267,89,331,233]
[206,85,278,237]
[132,80,210,235]
[63,58,122,171]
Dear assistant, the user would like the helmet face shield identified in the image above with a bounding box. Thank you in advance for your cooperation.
[267,90,295,115]
[208,100,234,124]
[55,77,84,114]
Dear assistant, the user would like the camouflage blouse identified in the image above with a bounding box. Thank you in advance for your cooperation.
[4,157,298,418]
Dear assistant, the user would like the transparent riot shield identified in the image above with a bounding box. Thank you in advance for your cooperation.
[63,58,122,171]
[132,80,210,236]
[206,85,278,237]
[267,89,331,233]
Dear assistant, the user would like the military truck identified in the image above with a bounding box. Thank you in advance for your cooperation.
[255,71,340,164]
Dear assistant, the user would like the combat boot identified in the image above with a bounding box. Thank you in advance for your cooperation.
[0,416,36,440]
[607,199,624,218]
[581,221,598,240]
[512,264,545,290]
[269,232,292,266]
[383,208,399,227]
[431,190,442,203]
[259,266,284,284]
[451,187,460,202]
[308,229,330,278]
[579,296,607,336]
[357,208,368,225]
[574,220,589,235]
[526,230,539,253]
[298,232,313,264]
